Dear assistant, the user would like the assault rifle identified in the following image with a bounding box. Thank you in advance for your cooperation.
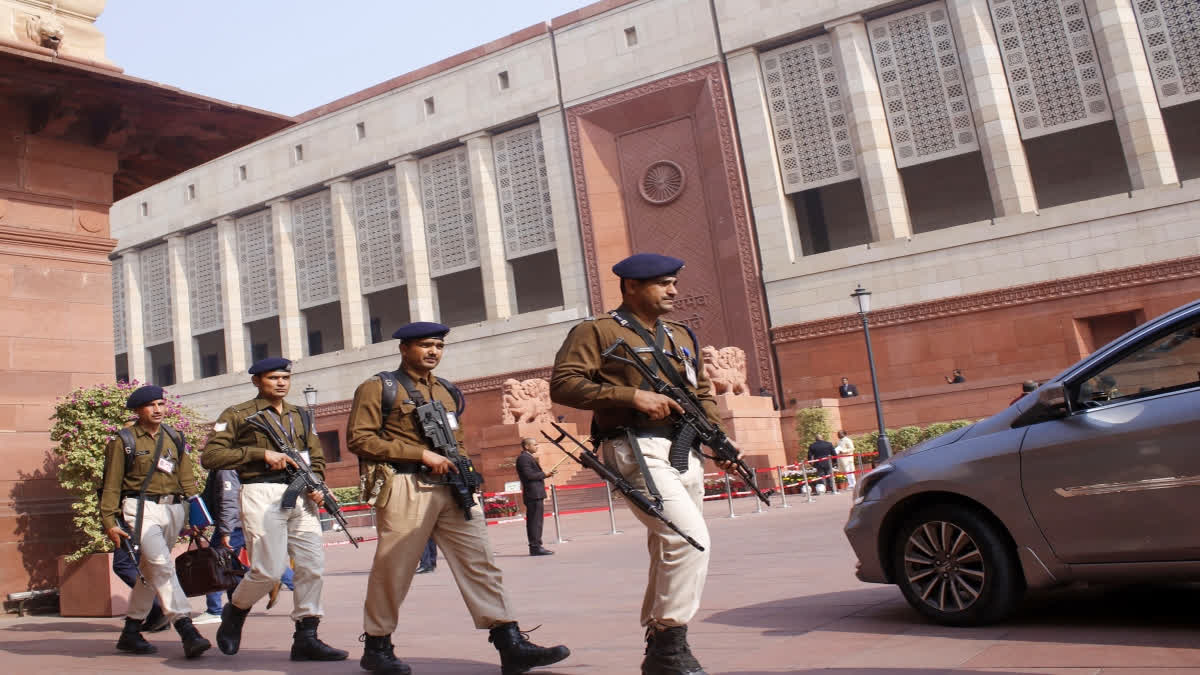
[245,411,359,548]
[118,529,148,585]
[541,423,705,552]
[413,399,483,520]
[602,338,775,506]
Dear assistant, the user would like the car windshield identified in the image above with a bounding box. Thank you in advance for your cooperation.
[1075,313,1200,407]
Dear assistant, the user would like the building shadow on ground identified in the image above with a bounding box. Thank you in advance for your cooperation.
[704,582,1200,649]
[720,670,1062,674]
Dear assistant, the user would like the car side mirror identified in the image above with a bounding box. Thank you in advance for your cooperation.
[1013,383,1070,427]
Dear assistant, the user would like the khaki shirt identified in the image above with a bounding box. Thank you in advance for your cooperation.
[550,309,723,434]
[346,369,465,464]
[200,396,324,481]
[99,424,197,531]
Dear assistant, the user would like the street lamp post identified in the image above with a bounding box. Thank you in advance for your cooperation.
[302,384,318,411]
[851,285,892,461]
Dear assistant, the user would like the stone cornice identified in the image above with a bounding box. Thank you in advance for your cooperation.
[0,223,116,263]
[771,255,1200,344]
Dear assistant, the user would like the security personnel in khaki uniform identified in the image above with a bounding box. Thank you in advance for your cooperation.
[551,253,730,675]
[347,322,570,675]
[200,357,347,662]
[99,384,210,658]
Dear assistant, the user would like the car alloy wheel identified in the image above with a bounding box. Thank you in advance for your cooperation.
[902,520,985,613]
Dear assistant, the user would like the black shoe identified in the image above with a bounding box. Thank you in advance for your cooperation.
[529,546,555,556]
[414,564,435,574]
[116,617,157,654]
[290,616,348,661]
[216,603,250,655]
[489,622,570,675]
[359,633,412,674]
[141,606,170,633]
[642,625,706,675]
[174,617,211,659]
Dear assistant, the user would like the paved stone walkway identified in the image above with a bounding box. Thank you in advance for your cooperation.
[2,492,1199,673]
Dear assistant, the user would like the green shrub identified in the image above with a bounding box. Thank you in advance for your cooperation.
[794,407,832,456]
[890,426,924,453]
[51,381,209,562]
[331,486,362,505]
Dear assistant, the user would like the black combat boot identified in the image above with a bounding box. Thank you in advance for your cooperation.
[529,546,555,556]
[359,633,412,674]
[173,617,211,659]
[116,616,157,654]
[488,622,570,675]
[290,616,348,661]
[642,625,706,675]
[215,602,249,655]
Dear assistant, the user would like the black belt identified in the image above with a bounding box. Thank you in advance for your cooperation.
[242,472,290,484]
[597,424,675,440]
[389,461,424,474]
[122,492,184,504]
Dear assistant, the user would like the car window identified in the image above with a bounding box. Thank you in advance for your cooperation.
[1073,314,1200,408]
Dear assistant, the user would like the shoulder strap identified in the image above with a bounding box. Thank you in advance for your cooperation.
[676,322,701,368]
[160,423,185,454]
[436,377,465,418]
[296,408,313,449]
[117,428,136,473]
[610,309,689,390]
[392,369,427,406]
[376,371,399,433]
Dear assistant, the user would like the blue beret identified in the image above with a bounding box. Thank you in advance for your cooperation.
[248,357,292,375]
[611,253,684,280]
[392,322,450,341]
[125,385,164,410]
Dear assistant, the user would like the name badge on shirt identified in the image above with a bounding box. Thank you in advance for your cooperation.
[300,450,312,467]
[684,359,698,388]
[156,456,176,474]
[446,411,460,431]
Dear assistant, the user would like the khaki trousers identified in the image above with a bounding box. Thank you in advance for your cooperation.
[364,473,515,637]
[231,482,325,621]
[121,498,191,622]
[603,435,711,628]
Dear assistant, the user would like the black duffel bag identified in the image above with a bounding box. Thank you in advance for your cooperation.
[175,534,242,597]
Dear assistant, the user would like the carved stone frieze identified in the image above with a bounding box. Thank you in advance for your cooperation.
[500,378,553,424]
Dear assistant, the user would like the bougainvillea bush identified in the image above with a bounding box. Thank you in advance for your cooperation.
[50,381,209,561]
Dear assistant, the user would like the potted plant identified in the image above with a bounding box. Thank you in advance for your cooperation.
[50,381,207,617]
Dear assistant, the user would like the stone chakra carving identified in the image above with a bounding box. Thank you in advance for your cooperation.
[761,35,858,193]
[868,2,978,167]
[639,160,686,205]
[701,346,749,396]
[501,378,553,424]
[989,0,1112,138]
[1132,0,1200,107]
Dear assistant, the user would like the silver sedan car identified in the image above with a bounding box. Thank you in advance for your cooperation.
[845,298,1200,625]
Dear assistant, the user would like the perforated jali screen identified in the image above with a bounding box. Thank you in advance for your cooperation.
[989,0,1112,139]
[292,191,339,309]
[140,243,172,346]
[236,209,278,322]
[420,148,479,277]
[352,170,406,293]
[868,1,979,168]
[112,257,126,353]
[493,124,556,259]
[761,35,858,193]
[186,227,223,335]
[1132,0,1200,108]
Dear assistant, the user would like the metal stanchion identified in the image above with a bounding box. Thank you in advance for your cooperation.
[550,484,567,544]
[776,467,791,508]
[805,463,814,504]
[753,471,764,514]
[605,482,622,535]
[723,474,737,518]
[830,461,838,496]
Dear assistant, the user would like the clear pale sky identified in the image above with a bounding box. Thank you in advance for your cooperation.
[96,0,591,117]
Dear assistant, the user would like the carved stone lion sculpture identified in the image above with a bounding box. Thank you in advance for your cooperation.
[501,378,553,424]
[701,345,749,396]
[27,14,66,50]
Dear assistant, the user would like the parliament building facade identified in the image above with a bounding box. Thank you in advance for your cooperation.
[110,0,1200,487]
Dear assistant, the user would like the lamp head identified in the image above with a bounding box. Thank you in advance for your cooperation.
[850,284,871,314]
[302,384,318,408]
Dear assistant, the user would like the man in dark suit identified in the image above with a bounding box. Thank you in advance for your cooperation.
[838,377,859,398]
[807,434,837,494]
[515,438,555,556]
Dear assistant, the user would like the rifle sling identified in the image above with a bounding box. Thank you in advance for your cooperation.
[621,428,664,509]
[131,428,168,556]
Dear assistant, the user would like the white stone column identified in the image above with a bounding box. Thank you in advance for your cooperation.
[724,47,803,269]
[462,131,517,320]
[268,198,305,358]
[945,0,1038,216]
[166,234,195,383]
[215,216,247,374]
[827,15,913,241]
[120,249,147,383]
[391,156,437,321]
[537,107,589,311]
[327,177,369,350]
[1085,0,1178,190]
